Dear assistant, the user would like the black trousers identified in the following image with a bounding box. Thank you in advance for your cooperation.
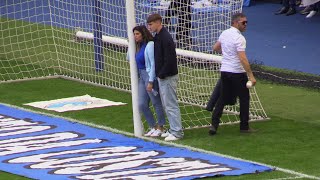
[212,72,250,130]
[206,78,222,111]
[164,0,192,48]
[206,78,237,111]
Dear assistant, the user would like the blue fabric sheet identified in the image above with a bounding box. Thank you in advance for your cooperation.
[0,104,272,179]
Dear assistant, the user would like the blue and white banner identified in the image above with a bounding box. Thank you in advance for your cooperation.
[0,104,272,179]
[24,95,126,112]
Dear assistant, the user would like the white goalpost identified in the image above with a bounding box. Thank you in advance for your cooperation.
[0,0,268,136]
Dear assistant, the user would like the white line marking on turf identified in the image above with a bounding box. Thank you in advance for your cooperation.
[1,103,320,180]
[267,176,310,180]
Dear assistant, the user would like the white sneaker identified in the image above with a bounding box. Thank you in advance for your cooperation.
[150,129,163,137]
[144,128,156,137]
[161,131,170,138]
[164,134,180,141]
[306,10,317,18]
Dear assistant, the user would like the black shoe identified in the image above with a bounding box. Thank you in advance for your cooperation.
[205,106,213,112]
[208,125,218,136]
[286,8,296,16]
[275,7,289,15]
[300,6,312,15]
[240,128,258,133]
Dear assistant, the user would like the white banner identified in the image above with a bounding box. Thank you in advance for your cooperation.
[25,95,126,112]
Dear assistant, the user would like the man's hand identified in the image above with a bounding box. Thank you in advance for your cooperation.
[249,76,256,86]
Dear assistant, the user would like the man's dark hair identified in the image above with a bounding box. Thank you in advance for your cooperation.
[231,13,246,24]
[147,13,162,23]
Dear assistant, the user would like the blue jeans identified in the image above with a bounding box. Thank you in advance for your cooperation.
[138,69,166,128]
[158,74,184,138]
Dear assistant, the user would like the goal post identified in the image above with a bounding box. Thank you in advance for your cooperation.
[0,0,268,135]
[126,0,144,137]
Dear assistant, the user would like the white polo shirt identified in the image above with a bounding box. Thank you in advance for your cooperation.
[218,26,246,73]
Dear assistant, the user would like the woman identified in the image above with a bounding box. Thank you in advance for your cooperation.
[129,25,166,137]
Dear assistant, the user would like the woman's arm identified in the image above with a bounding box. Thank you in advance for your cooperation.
[145,41,155,92]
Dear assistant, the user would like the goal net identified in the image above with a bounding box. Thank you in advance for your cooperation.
[0,0,267,131]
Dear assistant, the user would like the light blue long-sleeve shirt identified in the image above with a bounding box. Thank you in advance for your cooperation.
[144,41,156,82]
[127,41,156,82]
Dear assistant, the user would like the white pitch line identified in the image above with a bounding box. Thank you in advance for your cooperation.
[1,103,319,180]
[267,176,308,180]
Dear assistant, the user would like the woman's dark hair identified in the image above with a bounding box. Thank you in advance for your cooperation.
[132,25,153,44]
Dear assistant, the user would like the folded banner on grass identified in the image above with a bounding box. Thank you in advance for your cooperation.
[0,104,272,180]
[24,94,126,112]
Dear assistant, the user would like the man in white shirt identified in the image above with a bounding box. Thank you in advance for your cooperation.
[209,13,257,135]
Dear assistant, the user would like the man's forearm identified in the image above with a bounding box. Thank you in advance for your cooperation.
[241,59,254,78]
[213,42,222,53]
[238,51,254,79]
